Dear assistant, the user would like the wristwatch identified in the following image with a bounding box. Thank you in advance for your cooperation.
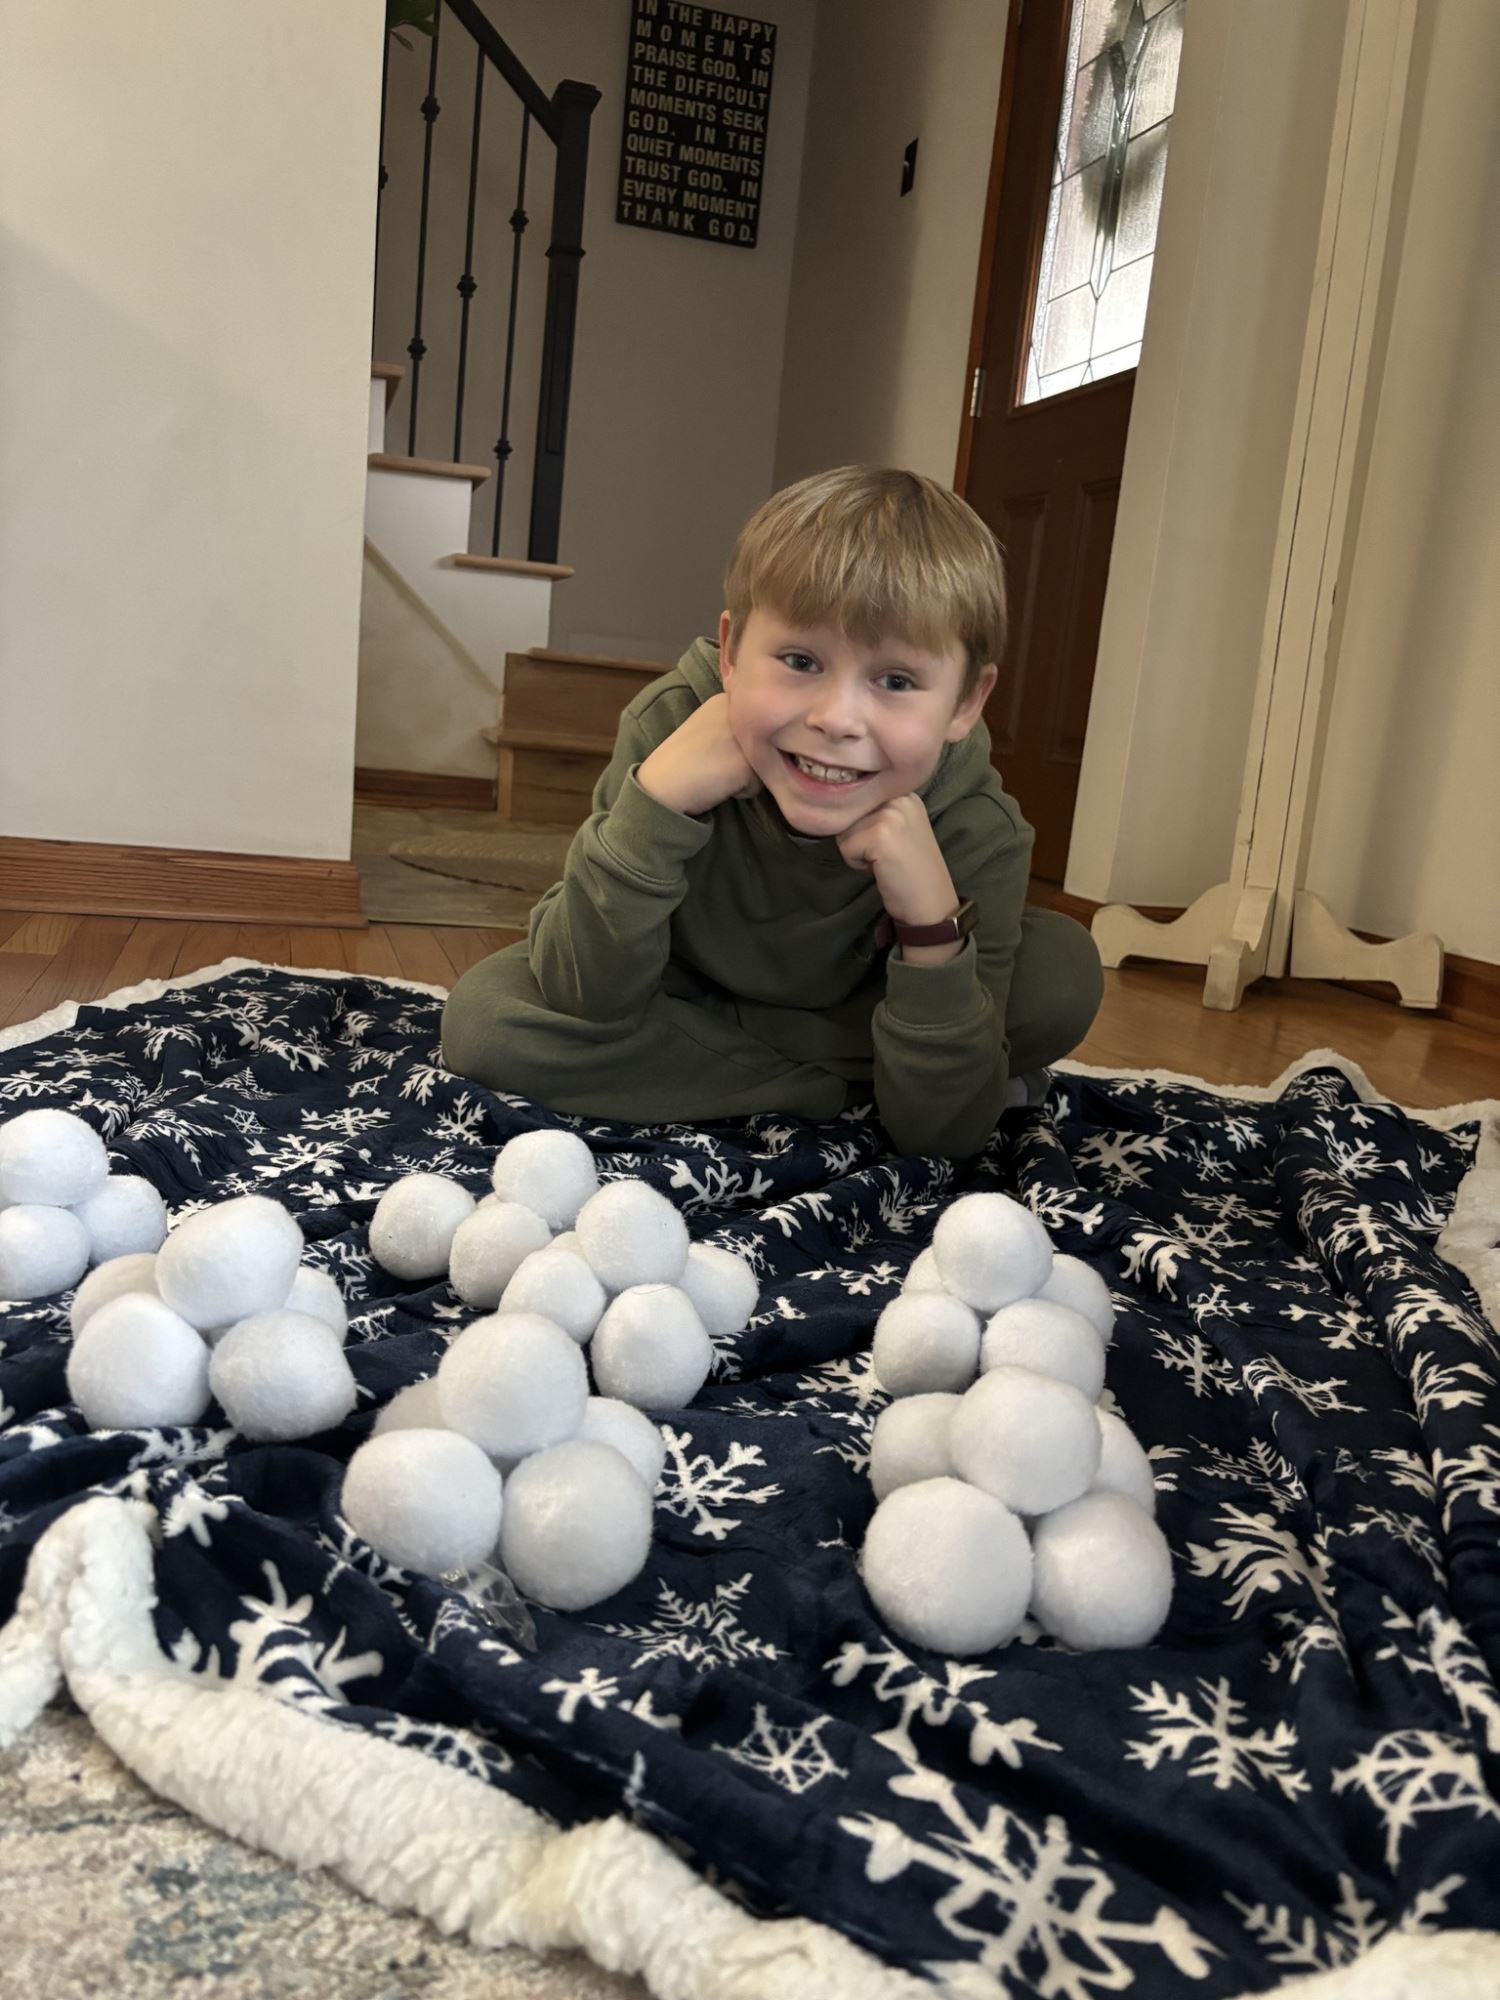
[874,899,978,950]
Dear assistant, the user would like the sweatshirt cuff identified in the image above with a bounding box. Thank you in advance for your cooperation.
[883,935,988,1026]
[599,766,716,882]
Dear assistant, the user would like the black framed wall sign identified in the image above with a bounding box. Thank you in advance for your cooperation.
[617,2,776,247]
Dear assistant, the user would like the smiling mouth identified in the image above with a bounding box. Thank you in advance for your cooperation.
[781,750,874,788]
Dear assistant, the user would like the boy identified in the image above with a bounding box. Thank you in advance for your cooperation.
[442,466,1103,1159]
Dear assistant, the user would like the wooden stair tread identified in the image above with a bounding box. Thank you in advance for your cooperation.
[450,553,575,581]
[524,647,668,674]
[368,452,491,485]
[486,723,616,756]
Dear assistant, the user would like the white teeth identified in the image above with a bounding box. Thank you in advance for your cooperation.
[791,754,866,783]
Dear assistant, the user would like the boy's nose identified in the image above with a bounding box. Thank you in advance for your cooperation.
[805,685,864,737]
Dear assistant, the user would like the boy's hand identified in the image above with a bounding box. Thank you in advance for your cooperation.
[637,694,763,818]
[837,794,962,930]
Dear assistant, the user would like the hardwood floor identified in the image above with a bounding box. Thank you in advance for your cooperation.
[0,909,1494,1111]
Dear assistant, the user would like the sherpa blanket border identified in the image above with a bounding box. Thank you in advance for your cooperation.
[0,958,1497,2000]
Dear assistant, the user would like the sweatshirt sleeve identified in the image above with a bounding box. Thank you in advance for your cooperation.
[525,688,713,1021]
[869,794,1034,1160]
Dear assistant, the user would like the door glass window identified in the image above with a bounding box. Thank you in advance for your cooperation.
[1022,0,1185,404]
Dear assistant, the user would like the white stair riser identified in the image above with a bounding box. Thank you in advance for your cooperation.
[364,465,551,671]
[368,379,387,454]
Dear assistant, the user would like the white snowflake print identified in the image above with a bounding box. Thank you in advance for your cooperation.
[719,1705,848,1795]
[542,1665,620,1723]
[1125,1678,1309,1797]
[656,1428,782,1542]
[828,1641,1061,1772]
[1332,1729,1500,1869]
[840,1774,1217,2000]
[594,1572,781,1669]
[1226,1868,1464,1973]
[1375,1599,1500,1755]
[1185,1504,1340,1625]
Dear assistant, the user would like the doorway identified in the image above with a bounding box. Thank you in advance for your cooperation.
[957,0,1186,884]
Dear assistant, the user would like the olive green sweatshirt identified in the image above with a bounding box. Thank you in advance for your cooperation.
[524,637,1034,1157]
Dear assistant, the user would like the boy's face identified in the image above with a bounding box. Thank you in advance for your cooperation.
[718,608,998,837]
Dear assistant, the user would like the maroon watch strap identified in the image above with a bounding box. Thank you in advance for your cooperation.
[874,899,978,950]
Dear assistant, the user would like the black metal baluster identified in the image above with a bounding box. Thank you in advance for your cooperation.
[528,81,598,564]
[453,47,485,464]
[491,108,531,557]
[406,0,443,457]
[373,29,391,319]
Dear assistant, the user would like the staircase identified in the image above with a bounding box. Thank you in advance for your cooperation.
[358,14,657,832]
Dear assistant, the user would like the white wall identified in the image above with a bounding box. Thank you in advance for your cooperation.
[375,0,816,666]
[0,3,380,862]
[1303,0,1500,964]
[773,0,1008,486]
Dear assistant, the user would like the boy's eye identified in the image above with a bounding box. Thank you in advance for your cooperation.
[880,673,915,693]
[782,651,818,673]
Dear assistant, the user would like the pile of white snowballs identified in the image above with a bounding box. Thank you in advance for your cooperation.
[0,1108,170,1298]
[860,1190,1173,1658]
[340,1129,761,1611]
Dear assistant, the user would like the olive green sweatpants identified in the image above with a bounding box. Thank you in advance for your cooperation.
[441,909,1102,1130]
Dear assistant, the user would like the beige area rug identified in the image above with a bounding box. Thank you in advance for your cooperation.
[0,1702,645,2000]
[353,805,572,928]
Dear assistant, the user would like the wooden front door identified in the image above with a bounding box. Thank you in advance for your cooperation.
[958,0,1184,883]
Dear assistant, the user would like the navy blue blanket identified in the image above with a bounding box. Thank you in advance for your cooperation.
[2,965,1498,1996]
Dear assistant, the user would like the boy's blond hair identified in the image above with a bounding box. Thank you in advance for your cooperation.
[723,466,1007,700]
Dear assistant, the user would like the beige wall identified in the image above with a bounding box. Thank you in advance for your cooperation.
[0,3,381,861]
[375,0,816,666]
[1303,0,1500,964]
[773,0,1008,486]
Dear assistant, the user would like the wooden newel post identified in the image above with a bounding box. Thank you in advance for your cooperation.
[529,78,601,567]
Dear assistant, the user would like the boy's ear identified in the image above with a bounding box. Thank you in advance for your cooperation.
[946,661,999,741]
[717,609,734,685]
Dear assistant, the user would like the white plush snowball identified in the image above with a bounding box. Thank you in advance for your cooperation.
[342,1429,503,1576]
[0,1108,110,1209]
[574,1396,668,1492]
[0,1204,91,1301]
[67,1293,211,1430]
[73,1174,168,1263]
[550,1230,581,1256]
[980,1299,1106,1401]
[69,1251,159,1337]
[901,1246,945,1295]
[862,1477,1032,1656]
[373,1376,447,1435]
[209,1310,357,1442]
[449,1200,552,1308]
[1092,1409,1157,1516]
[498,1246,606,1344]
[872,1293,981,1397]
[932,1192,1053,1313]
[575,1180,688,1293]
[492,1129,599,1230]
[590,1284,712,1410]
[1030,1490,1173,1650]
[368,1174,476,1282]
[156,1195,304,1331]
[1040,1254,1115,1344]
[499,1439,653,1611]
[437,1310,587,1459]
[284,1265,349,1344]
[869,1393,960,1501]
[949,1365,1101,1515]
[677,1242,759,1341]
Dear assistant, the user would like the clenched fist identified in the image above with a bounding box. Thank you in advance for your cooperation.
[837,794,963,940]
[637,694,763,819]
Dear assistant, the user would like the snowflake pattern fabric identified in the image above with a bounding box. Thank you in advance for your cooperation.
[1,966,1497,1998]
